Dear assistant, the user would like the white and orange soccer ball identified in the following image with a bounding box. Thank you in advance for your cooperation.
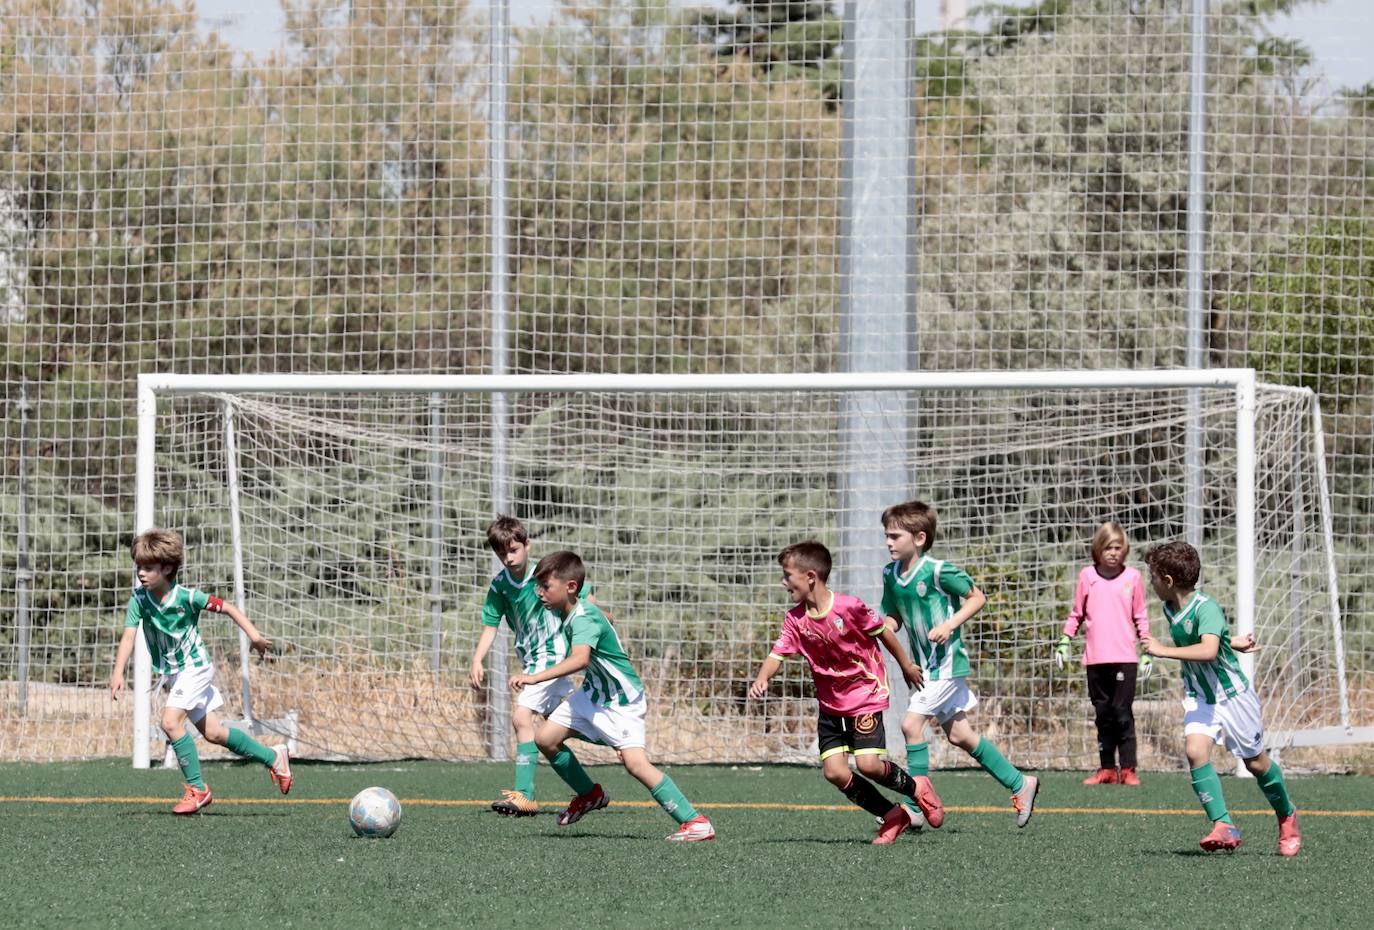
[349,786,402,838]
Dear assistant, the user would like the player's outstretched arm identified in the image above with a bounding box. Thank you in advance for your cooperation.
[1144,633,1220,663]
[222,601,272,656]
[469,625,500,688]
[748,655,784,699]
[109,627,137,701]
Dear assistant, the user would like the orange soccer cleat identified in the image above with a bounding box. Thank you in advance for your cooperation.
[1117,767,1141,786]
[1200,820,1243,852]
[269,745,293,795]
[873,804,916,845]
[912,775,945,828]
[1082,767,1119,785]
[491,789,540,817]
[172,783,213,815]
[1277,811,1301,858]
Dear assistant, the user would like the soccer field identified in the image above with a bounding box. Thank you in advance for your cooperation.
[2,762,1370,929]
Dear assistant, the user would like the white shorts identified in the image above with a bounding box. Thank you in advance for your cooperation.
[547,688,647,751]
[516,675,575,716]
[906,677,979,725]
[1183,690,1265,759]
[161,663,224,722]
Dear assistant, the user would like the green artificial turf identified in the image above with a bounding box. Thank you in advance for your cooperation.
[0,761,1368,929]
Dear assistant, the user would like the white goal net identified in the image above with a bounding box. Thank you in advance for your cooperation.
[131,371,1348,771]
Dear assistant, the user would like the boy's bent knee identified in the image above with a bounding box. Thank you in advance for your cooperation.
[854,754,885,777]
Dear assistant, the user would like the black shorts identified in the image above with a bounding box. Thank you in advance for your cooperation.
[817,710,888,761]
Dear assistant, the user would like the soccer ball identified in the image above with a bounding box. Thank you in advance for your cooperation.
[349,786,402,838]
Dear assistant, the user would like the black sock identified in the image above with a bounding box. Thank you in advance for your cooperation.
[872,760,916,799]
[840,774,895,818]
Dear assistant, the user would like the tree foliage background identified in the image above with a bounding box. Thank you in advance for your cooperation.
[0,0,1370,731]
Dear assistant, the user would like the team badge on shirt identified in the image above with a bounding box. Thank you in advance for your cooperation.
[916,581,927,596]
[1183,619,1194,633]
[833,616,844,632]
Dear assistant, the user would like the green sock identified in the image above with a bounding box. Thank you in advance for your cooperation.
[906,742,929,777]
[171,731,205,789]
[650,775,699,825]
[1190,763,1233,823]
[550,746,595,796]
[514,740,539,799]
[970,737,1024,792]
[1255,761,1295,818]
[224,727,277,767]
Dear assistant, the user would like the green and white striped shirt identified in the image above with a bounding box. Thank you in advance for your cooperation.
[123,584,220,675]
[561,601,644,708]
[1164,591,1250,704]
[482,561,595,674]
[880,555,975,681]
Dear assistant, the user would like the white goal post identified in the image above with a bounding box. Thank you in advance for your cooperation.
[132,368,1358,769]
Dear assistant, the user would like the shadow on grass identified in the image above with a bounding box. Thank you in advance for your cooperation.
[117,809,291,819]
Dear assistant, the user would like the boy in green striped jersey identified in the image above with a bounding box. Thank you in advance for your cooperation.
[469,517,602,817]
[109,529,292,814]
[510,550,716,842]
[880,500,1040,829]
[1142,542,1301,856]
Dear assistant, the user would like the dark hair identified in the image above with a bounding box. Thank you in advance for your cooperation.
[881,500,936,552]
[1144,541,1201,588]
[533,549,586,594]
[778,541,832,582]
[131,528,184,580]
[486,515,528,553]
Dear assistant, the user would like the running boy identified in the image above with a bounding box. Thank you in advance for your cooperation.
[509,550,715,842]
[749,541,928,845]
[1142,541,1301,856]
[469,516,598,817]
[109,529,292,814]
[880,500,1040,828]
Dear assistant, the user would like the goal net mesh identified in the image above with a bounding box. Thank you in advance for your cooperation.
[144,383,1340,769]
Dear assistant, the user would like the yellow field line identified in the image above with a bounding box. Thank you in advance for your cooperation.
[1,796,1371,817]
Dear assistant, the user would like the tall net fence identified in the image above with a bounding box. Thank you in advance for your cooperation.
[2,0,1372,767]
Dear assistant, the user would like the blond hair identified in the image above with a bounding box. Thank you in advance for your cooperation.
[1089,521,1129,565]
[131,528,185,579]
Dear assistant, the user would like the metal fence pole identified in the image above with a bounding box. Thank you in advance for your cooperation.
[15,380,32,716]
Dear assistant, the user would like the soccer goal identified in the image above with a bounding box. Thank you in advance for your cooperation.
[132,369,1357,770]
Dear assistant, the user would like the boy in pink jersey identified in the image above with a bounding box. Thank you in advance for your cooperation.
[1055,522,1152,785]
[749,541,926,845]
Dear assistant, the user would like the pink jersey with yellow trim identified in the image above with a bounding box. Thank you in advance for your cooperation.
[769,592,890,716]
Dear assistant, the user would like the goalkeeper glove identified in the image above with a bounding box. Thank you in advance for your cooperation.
[1054,635,1071,670]
[1138,654,1153,678]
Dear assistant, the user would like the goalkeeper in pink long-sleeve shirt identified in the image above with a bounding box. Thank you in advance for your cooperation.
[1055,522,1152,786]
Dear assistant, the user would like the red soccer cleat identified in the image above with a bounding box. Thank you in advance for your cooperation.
[1200,820,1243,852]
[557,784,609,827]
[1118,767,1141,786]
[912,775,945,828]
[269,745,293,795]
[1277,811,1301,858]
[1082,767,1119,785]
[172,783,213,815]
[873,804,915,845]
